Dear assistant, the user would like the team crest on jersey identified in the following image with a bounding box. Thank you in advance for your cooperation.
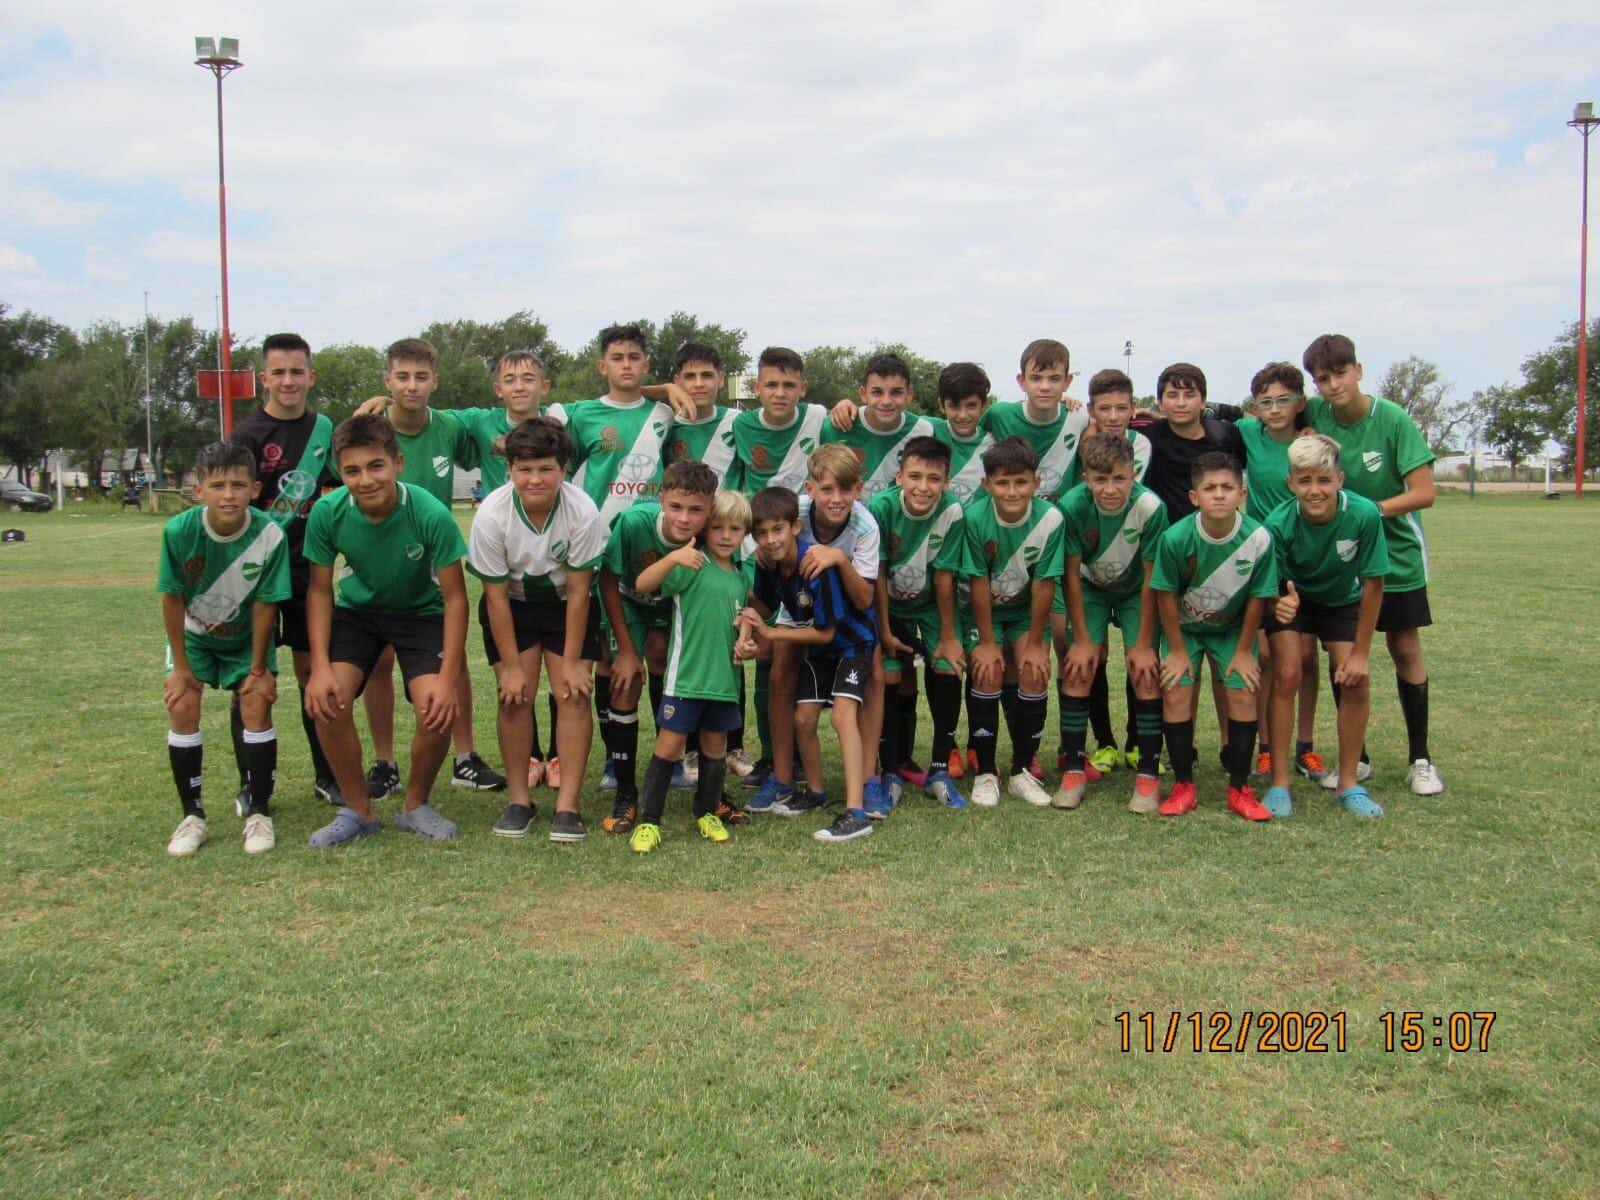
[600,425,620,452]
[1123,527,1140,542]
[1363,450,1383,472]
[1061,432,1077,449]
[641,550,660,568]
[889,534,902,556]
[983,539,998,565]
[928,532,944,553]
[552,539,569,559]
[1082,529,1101,553]
[670,439,688,459]
[262,443,284,466]
[432,456,450,477]
[241,561,261,582]
[719,429,735,446]
[798,438,816,454]
[851,448,866,464]
[1023,544,1041,566]
[406,542,424,562]
[751,446,771,469]
[183,557,205,578]
[652,420,667,436]
[1337,539,1358,562]
[1234,557,1253,573]
[312,445,325,457]
[616,453,656,482]
[795,590,813,609]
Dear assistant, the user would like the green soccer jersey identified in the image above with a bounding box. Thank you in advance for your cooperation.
[603,502,689,617]
[665,405,741,488]
[731,404,829,494]
[938,426,995,506]
[869,486,968,618]
[1150,511,1278,634]
[453,406,524,494]
[661,558,748,702]
[961,494,1065,618]
[1265,491,1389,607]
[158,507,291,651]
[980,400,1092,502]
[562,396,677,529]
[304,482,467,617]
[1306,394,1435,593]
[393,409,478,507]
[1058,482,1169,600]
[821,411,944,501]
[1237,417,1295,521]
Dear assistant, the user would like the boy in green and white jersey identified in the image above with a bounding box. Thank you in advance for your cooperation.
[1303,333,1442,797]
[820,351,945,501]
[627,490,756,853]
[1150,452,1278,822]
[303,415,470,848]
[648,341,742,487]
[869,436,969,809]
[935,362,996,507]
[1054,433,1168,814]
[730,346,830,495]
[1261,434,1389,819]
[961,437,1063,810]
[158,441,291,858]
[459,349,554,494]
[470,417,607,843]
[980,338,1090,504]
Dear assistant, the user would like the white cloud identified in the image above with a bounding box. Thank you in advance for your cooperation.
[0,244,40,272]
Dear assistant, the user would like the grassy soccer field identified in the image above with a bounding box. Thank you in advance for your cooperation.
[1,494,1596,1198]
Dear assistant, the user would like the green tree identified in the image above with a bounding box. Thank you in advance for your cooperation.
[307,342,386,424]
[1480,383,1547,473]
[1375,356,1469,453]
[1478,318,1600,475]
[798,342,946,415]
[0,303,78,484]
[418,312,567,411]
[56,320,143,490]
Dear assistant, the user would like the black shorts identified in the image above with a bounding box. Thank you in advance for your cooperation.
[796,653,872,707]
[330,608,445,695]
[1264,595,1360,645]
[1376,586,1431,633]
[477,593,604,664]
[276,562,312,653]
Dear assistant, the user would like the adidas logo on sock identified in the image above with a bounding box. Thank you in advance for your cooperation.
[971,727,993,738]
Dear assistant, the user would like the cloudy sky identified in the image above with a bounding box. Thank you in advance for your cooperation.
[2,2,1597,402]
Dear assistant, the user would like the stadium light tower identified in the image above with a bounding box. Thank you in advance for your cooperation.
[194,37,242,436]
[1569,101,1598,498]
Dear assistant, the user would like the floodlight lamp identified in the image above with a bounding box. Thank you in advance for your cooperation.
[219,37,239,60]
[1575,102,1596,123]
[195,36,216,58]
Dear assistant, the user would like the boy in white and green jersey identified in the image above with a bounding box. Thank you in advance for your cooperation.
[961,437,1063,810]
[731,346,830,495]
[1261,434,1390,819]
[934,362,997,507]
[1054,433,1169,814]
[1150,452,1278,822]
[869,437,969,808]
[302,416,470,849]
[645,341,742,487]
[981,339,1090,504]
[820,351,945,501]
[1303,333,1442,797]
[626,490,756,853]
[158,442,291,858]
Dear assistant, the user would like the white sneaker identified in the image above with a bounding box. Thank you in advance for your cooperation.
[1008,770,1053,807]
[166,814,208,856]
[682,750,700,784]
[242,813,276,855]
[726,748,756,778]
[1320,759,1373,790]
[1406,759,1444,795]
[970,773,1001,808]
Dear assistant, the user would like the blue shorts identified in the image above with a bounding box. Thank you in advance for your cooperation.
[657,695,742,734]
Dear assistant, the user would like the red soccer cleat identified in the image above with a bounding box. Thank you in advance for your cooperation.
[1028,755,1044,781]
[948,748,966,780]
[1227,785,1272,822]
[1158,781,1198,816]
[1057,751,1103,783]
[896,762,928,788]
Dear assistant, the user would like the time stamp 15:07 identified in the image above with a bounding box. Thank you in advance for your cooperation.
[1114,1011,1497,1054]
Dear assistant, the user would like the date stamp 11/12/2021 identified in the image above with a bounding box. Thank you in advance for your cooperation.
[1114,1011,1497,1055]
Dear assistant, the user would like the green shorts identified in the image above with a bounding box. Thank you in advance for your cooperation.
[1082,587,1144,647]
[609,598,671,660]
[975,609,1037,650]
[1160,626,1253,689]
[884,608,960,673]
[166,635,278,691]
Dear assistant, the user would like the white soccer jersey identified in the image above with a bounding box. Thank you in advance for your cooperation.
[798,496,880,582]
[467,480,606,603]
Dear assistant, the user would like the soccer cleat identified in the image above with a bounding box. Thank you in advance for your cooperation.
[1254,750,1272,778]
[863,777,892,821]
[394,804,458,840]
[746,774,793,812]
[526,758,545,789]
[242,813,275,855]
[1226,785,1272,822]
[233,787,251,819]
[712,799,752,827]
[681,751,701,784]
[1127,748,1167,776]
[773,790,827,817]
[670,760,695,790]
[548,810,588,843]
[629,822,663,854]
[1261,786,1293,818]
[924,771,966,809]
[1294,749,1328,783]
[696,813,730,843]
[493,802,536,838]
[546,757,562,790]
[166,814,208,857]
[947,748,966,780]
[1129,774,1162,814]
[970,773,1001,808]
[1061,751,1102,783]
[965,748,979,777]
[1052,771,1087,810]
[365,760,401,802]
[1028,755,1045,781]
[1158,781,1198,816]
[742,757,773,789]
[1336,786,1384,818]
[1088,745,1123,775]
[1406,759,1444,796]
[1008,770,1053,808]
[814,811,874,842]
[1320,758,1373,790]
[308,807,382,848]
[601,799,638,835]
[726,748,756,779]
[314,777,343,807]
[895,762,927,788]
[452,752,506,791]
[598,761,618,792]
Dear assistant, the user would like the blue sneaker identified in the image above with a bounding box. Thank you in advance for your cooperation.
[598,761,618,792]
[1262,786,1293,818]
[746,774,794,812]
[1336,786,1383,818]
[883,773,904,807]
[863,777,892,821]
[925,770,967,809]
[670,761,694,790]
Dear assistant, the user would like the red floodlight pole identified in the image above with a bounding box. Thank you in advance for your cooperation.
[195,37,242,436]
[1571,102,1598,498]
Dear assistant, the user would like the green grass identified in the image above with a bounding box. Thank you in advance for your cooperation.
[2,495,1597,1198]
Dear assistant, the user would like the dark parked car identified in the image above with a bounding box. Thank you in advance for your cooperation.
[0,480,52,512]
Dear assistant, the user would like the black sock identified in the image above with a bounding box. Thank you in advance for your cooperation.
[1008,690,1048,776]
[1295,738,1313,757]
[1397,676,1431,762]
[880,683,903,780]
[1227,718,1257,789]
[1163,719,1196,783]
[1000,682,1018,723]
[547,692,559,759]
[927,670,961,773]
[640,754,674,825]
[1088,660,1114,747]
[168,730,204,818]
[299,695,333,781]
[754,661,772,761]
[648,673,665,724]
[529,702,543,762]
[1060,691,1089,770]
[241,726,277,816]
[595,673,612,760]
[1123,677,1139,752]
[968,689,1000,776]
[1134,698,1163,776]
[727,671,746,753]
[610,704,639,801]
[230,694,248,791]
[694,754,728,817]
[899,680,918,767]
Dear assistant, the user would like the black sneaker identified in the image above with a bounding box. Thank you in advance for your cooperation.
[492,802,536,839]
[314,777,343,807]
[814,811,874,843]
[549,810,588,843]
[452,752,507,791]
[742,757,773,790]
[366,760,401,801]
[772,790,826,817]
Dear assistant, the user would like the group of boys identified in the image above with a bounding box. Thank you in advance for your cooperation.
[158,325,1444,857]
